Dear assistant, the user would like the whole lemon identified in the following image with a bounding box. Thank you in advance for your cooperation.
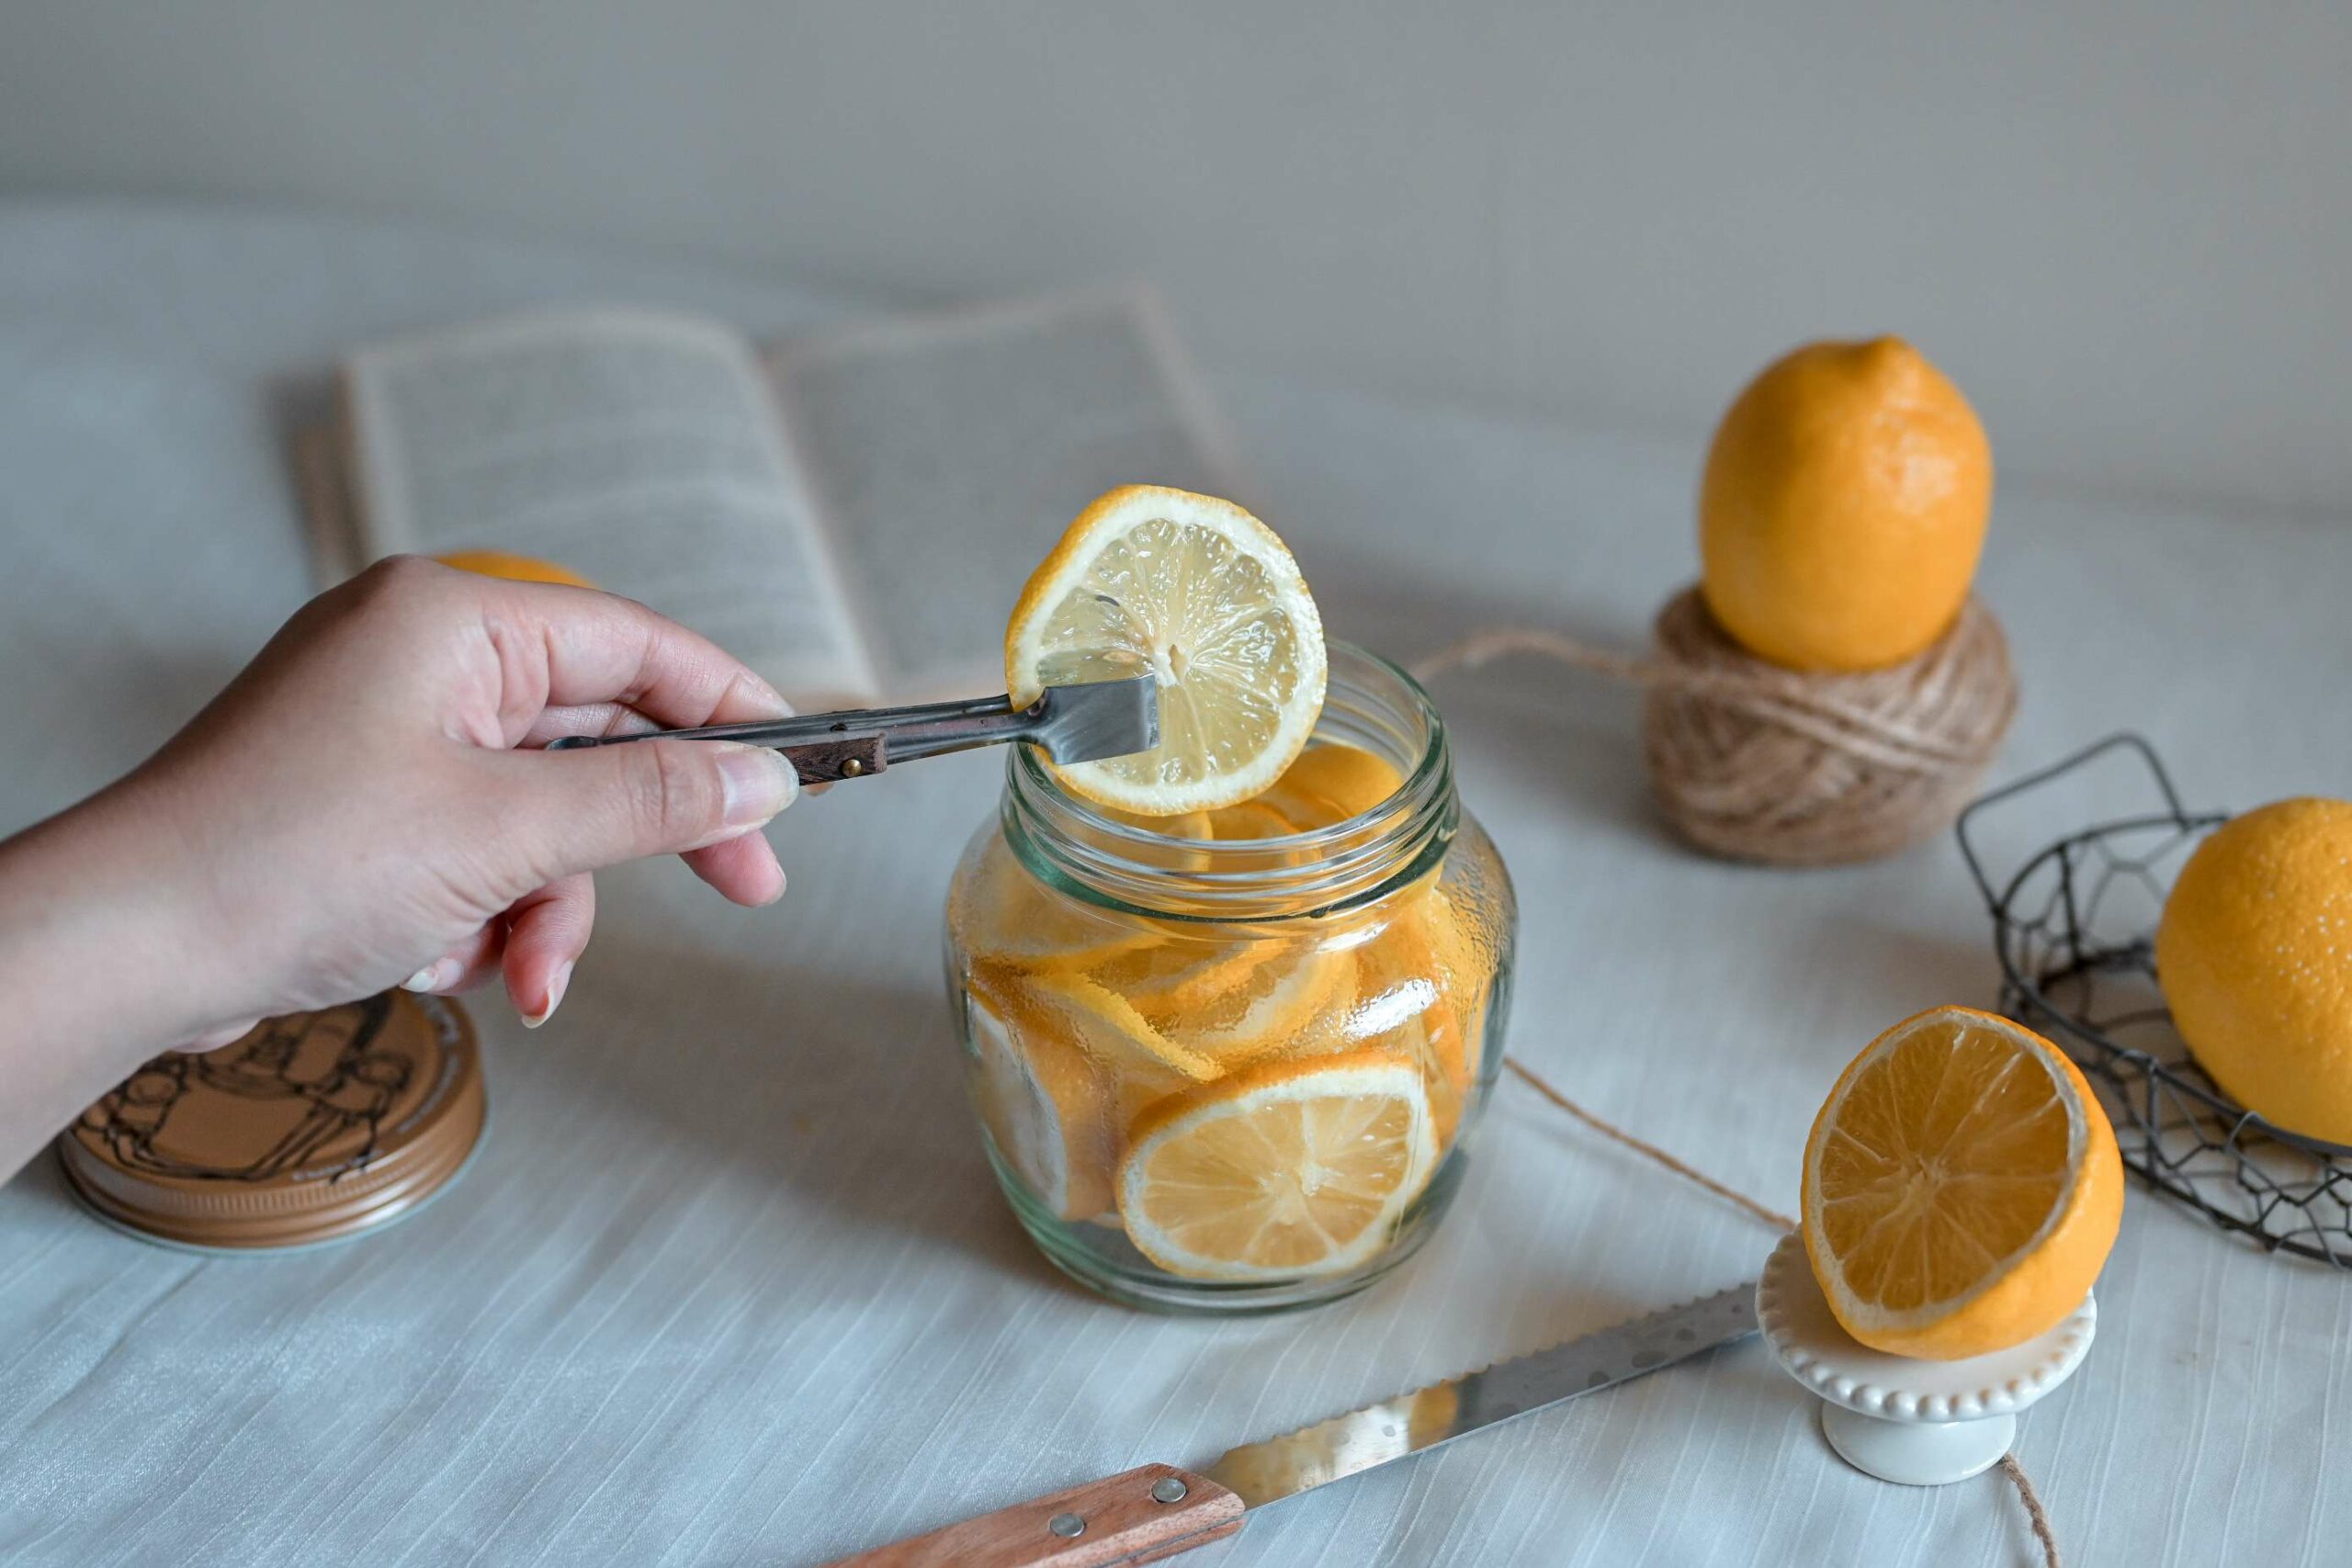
[2155,797,2352,1145]
[432,549,598,589]
[1699,337,1992,672]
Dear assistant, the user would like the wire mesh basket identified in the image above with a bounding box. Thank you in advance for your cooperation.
[1957,733,2352,1267]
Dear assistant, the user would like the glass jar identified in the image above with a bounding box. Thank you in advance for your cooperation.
[943,643,1515,1313]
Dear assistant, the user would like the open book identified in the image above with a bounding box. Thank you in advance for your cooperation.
[297,286,1239,706]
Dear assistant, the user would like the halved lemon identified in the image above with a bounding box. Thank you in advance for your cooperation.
[1118,1051,1437,1280]
[1801,1006,2124,1360]
[1005,485,1327,816]
[947,834,1155,975]
[966,980,1114,1221]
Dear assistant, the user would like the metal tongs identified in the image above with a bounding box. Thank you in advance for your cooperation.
[543,673,1160,784]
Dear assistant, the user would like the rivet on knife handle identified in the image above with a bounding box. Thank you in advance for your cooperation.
[820,1463,1242,1568]
[779,733,887,784]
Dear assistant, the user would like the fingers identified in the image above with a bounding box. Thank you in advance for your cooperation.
[502,874,594,1028]
[492,740,798,887]
[521,702,831,797]
[446,567,808,904]
[392,875,594,1028]
[519,702,662,750]
[401,922,504,997]
[482,578,792,738]
[514,674,797,896]
[516,708,799,903]
[682,829,786,907]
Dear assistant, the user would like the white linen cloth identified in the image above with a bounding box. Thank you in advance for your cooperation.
[2,198,2347,1566]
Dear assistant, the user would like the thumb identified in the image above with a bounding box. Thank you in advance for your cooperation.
[507,740,798,882]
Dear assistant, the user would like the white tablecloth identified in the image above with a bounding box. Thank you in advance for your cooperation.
[3,198,2347,1566]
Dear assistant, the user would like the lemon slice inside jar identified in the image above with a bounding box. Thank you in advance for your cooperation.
[1156,946,1357,1069]
[1091,940,1262,1018]
[1117,1051,1437,1280]
[965,979,1115,1222]
[1005,485,1327,816]
[1345,909,1474,1143]
[1021,970,1224,1086]
[948,834,1155,975]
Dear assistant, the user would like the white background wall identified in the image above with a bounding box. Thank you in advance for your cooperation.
[2,1,2346,517]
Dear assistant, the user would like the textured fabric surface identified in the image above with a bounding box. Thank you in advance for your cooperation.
[3,199,2349,1566]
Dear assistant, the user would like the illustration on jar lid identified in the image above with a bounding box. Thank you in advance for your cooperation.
[56,990,487,1252]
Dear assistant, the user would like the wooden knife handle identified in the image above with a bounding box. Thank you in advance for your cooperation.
[824,1463,1244,1567]
[777,733,888,784]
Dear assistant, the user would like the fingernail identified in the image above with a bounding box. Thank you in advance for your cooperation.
[716,744,798,829]
[523,962,572,1030]
[403,959,454,993]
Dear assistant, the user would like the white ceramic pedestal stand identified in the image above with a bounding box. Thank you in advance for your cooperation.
[1756,1232,2095,1486]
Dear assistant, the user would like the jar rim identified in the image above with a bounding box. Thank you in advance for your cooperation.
[1001,642,1456,922]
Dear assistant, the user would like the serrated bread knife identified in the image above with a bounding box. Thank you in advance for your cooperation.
[826,1284,1758,1566]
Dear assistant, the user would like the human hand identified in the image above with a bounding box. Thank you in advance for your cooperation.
[39,556,801,1046]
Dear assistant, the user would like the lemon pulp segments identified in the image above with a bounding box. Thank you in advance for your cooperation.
[1815,1024,2072,1314]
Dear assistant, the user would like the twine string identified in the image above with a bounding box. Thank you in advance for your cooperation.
[1411,625,1985,772]
[1409,588,2018,865]
[1502,1054,2061,1567]
[1424,582,2051,1556]
[1502,1056,1795,1231]
[1998,1454,2064,1568]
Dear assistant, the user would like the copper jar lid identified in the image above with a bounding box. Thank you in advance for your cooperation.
[56,991,487,1251]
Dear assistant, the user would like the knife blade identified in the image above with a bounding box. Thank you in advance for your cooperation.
[826,1283,1759,1567]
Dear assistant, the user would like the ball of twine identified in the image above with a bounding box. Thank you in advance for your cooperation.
[1642,587,2017,863]
[1411,585,2018,865]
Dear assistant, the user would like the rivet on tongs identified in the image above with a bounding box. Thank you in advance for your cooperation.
[1047,1512,1085,1538]
[1150,1476,1189,1504]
